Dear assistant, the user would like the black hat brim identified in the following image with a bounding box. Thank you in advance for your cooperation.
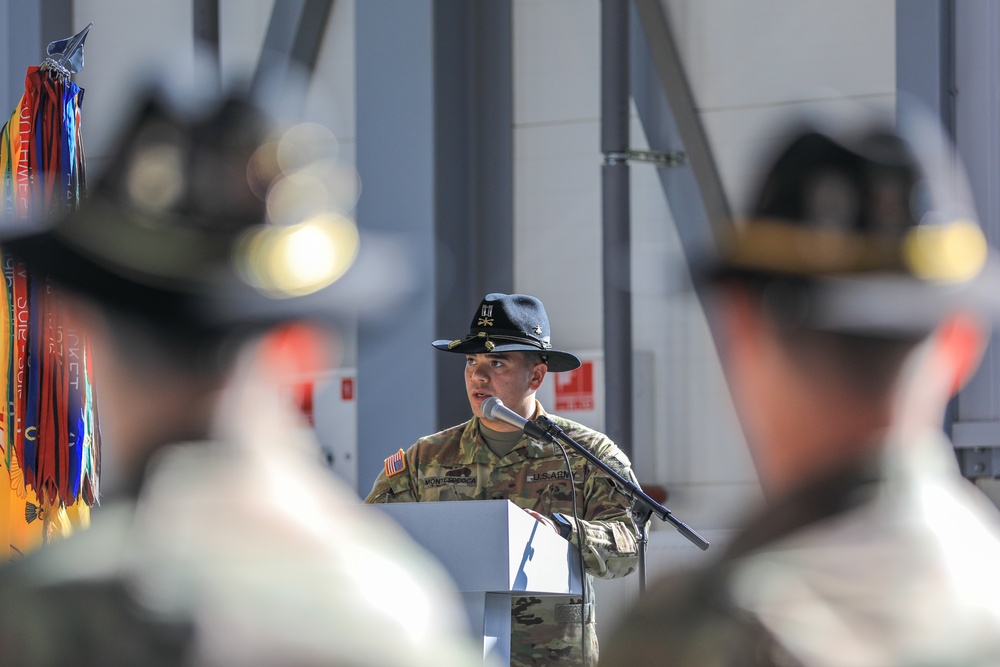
[432,339,581,372]
[700,259,1000,337]
[0,222,214,330]
[0,215,383,333]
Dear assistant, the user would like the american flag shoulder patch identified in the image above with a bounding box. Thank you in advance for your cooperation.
[384,449,407,477]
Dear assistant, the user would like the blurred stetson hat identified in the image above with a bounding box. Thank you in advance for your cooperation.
[697,102,1000,337]
[0,84,398,333]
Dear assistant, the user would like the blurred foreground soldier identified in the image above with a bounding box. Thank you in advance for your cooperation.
[0,89,484,666]
[601,112,1000,666]
[366,293,641,666]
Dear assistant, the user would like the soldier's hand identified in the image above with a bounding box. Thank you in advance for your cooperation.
[524,509,560,534]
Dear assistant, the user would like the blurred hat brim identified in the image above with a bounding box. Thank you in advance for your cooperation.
[696,215,1000,336]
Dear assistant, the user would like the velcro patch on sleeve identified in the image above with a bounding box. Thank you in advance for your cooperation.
[609,448,632,471]
[384,449,407,477]
[611,522,638,554]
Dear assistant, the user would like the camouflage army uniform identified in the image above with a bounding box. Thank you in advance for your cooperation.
[366,401,640,666]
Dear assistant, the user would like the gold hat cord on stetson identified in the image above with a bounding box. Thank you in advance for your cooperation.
[725,217,988,283]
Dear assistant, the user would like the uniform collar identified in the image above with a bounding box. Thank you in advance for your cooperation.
[463,400,557,463]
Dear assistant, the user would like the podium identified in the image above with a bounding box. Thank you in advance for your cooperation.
[370,500,583,665]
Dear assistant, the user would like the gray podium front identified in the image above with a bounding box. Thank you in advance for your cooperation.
[370,500,583,666]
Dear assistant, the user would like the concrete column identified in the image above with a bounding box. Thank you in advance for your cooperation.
[355,0,438,495]
[355,1,513,496]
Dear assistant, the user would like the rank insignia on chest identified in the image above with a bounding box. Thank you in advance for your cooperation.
[384,449,407,477]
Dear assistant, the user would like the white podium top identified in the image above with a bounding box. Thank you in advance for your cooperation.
[370,500,583,596]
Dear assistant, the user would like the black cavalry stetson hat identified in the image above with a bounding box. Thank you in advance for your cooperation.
[433,293,581,372]
[697,104,1000,336]
[0,86,370,333]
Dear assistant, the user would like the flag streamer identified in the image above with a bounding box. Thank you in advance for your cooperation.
[0,24,99,560]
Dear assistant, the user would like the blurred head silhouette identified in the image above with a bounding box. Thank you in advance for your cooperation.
[699,106,997,497]
[2,87,361,495]
[0,78,489,667]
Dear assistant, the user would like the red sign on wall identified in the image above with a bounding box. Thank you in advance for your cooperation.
[341,377,355,401]
[554,360,594,412]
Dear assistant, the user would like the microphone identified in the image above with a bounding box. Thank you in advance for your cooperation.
[482,397,552,441]
[481,396,529,430]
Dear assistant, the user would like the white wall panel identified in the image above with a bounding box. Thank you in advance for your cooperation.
[513,0,599,125]
[665,0,895,111]
[513,119,603,352]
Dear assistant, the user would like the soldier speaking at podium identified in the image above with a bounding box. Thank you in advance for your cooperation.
[366,293,641,666]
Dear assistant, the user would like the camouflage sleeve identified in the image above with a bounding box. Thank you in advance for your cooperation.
[563,439,641,580]
[364,448,418,503]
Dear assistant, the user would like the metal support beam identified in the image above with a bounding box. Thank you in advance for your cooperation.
[894,1,976,472]
[356,2,514,494]
[897,0,953,135]
[433,0,514,430]
[252,0,333,102]
[601,0,634,458]
[193,0,220,88]
[606,148,685,168]
[355,1,437,498]
[631,0,731,274]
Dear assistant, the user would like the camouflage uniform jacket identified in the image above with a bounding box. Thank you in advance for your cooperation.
[366,402,640,666]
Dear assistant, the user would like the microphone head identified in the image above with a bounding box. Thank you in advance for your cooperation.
[481,396,503,420]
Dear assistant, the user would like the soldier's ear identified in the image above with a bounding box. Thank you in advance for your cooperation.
[258,321,336,381]
[934,312,986,396]
[893,311,985,438]
[529,361,547,391]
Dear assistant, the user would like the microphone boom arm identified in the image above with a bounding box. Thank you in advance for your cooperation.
[529,415,709,551]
